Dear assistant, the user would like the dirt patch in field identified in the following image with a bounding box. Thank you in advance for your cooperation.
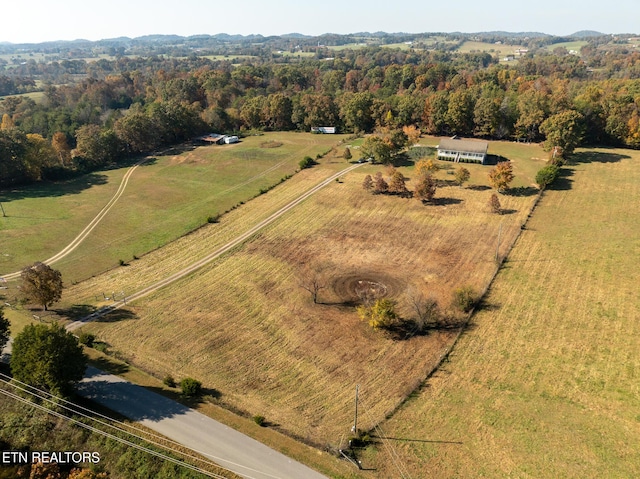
[331,270,404,304]
[170,152,206,165]
[260,141,283,148]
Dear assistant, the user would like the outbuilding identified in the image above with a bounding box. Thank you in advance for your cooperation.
[311,126,336,134]
[437,137,489,164]
[196,133,226,145]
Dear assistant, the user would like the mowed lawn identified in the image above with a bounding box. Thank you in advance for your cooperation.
[63,141,545,447]
[0,132,346,282]
[369,147,640,478]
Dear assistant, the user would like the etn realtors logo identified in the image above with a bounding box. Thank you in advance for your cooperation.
[1,451,101,465]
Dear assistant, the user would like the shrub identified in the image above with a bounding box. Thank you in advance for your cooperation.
[406,146,435,160]
[415,159,439,176]
[348,432,372,448]
[535,164,560,188]
[118,259,126,266]
[298,156,315,169]
[163,375,176,388]
[207,214,220,223]
[78,332,96,347]
[357,298,399,330]
[180,377,202,397]
[343,147,352,160]
[253,415,266,426]
[452,286,478,313]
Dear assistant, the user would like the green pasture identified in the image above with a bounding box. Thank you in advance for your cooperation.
[544,40,589,52]
[327,43,371,51]
[456,41,525,57]
[0,132,347,283]
[416,136,547,188]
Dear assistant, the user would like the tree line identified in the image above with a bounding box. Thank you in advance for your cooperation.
[3,45,640,185]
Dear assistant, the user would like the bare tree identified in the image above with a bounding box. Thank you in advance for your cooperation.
[299,266,327,304]
[407,287,441,332]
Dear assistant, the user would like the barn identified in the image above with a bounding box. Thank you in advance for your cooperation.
[437,137,489,164]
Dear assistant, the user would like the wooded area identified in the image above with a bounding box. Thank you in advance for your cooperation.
[2,34,640,186]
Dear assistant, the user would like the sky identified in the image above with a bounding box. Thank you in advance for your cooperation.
[2,0,639,44]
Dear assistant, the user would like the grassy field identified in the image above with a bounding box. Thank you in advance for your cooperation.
[456,41,525,57]
[272,51,316,57]
[0,132,347,283]
[54,139,545,452]
[367,146,640,477]
[0,91,46,102]
[326,37,451,52]
[544,40,589,52]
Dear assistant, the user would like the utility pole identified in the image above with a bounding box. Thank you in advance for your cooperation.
[352,384,359,434]
[495,221,502,263]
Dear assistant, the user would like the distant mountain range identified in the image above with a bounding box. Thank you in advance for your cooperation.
[0,30,619,47]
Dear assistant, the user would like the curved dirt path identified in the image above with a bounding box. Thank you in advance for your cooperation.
[67,162,363,330]
[2,151,305,282]
[1,160,146,281]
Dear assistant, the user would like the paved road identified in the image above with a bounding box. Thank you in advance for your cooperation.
[1,343,329,479]
[79,367,329,479]
[3,163,365,477]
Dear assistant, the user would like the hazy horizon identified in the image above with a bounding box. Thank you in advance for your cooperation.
[2,0,638,44]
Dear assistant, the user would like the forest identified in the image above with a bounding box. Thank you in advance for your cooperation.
[2,32,640,186]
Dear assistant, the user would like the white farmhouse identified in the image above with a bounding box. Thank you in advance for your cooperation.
[437,137,489,164]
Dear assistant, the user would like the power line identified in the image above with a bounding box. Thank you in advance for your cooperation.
[0,386,228,479]
[0,372,216,465]
[0,373,285,479]
[356,394,413,479]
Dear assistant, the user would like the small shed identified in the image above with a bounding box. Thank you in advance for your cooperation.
[437,137,489,164]
[311,126,336,134]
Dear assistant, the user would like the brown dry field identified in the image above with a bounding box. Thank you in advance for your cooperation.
[59,140,545,453]
[366,147,640,478]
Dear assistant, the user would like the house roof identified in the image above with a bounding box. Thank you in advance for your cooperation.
[438,137,489,154]
[197,133,225,142]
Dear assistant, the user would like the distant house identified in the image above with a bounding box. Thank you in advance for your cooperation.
[311,126,336,134]
[437,137,489,164]
[196,133,225,145]
[195,133,239,145]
